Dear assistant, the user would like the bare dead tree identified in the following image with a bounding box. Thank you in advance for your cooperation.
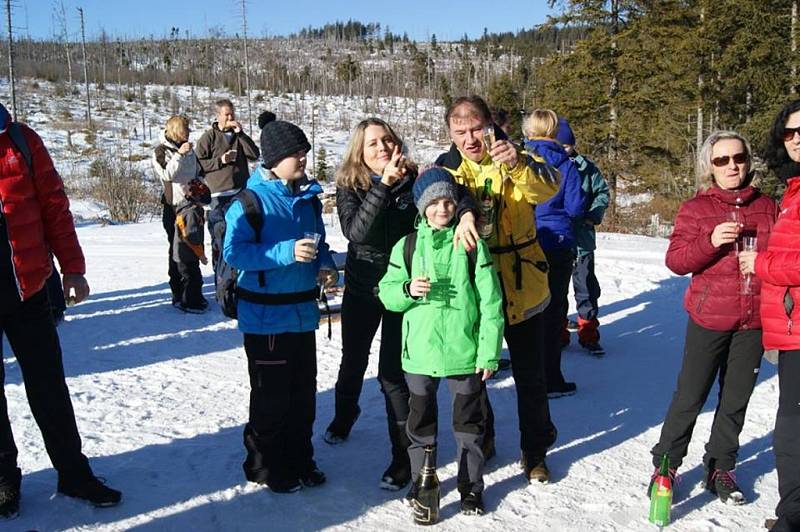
[78,6,91,127]
[54,0,73,86]
[240,0,253,135]
[5,0,16,119]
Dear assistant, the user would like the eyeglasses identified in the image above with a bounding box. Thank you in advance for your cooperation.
[711,153,747,167]
[783,126,800,141]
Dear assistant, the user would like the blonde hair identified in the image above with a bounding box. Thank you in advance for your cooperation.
[523,109,559,139]
[336,118,416,191]
[165,115,190,144]
[696,130,753,191]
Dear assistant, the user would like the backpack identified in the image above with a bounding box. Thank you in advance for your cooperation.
[7,122,32,173]
[215,189,265,319]
[402,231,477,284]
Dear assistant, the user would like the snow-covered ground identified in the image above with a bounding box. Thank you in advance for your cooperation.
[3,220,781,531]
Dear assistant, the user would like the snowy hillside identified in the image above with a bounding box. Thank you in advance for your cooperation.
[3,220,781,531]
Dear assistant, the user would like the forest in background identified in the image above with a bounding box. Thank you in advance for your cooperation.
[2,0,798,230]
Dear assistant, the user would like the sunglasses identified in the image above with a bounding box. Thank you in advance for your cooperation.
[783,126,800,141]
[711,153,747,167]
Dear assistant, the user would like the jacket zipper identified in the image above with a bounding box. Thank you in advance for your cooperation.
[784,287,794,336]
[695,284,710,314]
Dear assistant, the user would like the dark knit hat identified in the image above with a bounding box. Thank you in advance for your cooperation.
[260,120,311,169]
[555,117,576,146]
[413,166,457,216]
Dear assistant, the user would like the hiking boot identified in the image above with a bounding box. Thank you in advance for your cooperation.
[267,477,302,494]
[482,436,496,462]
[299,468,326,488]
[0,469,21,520]
[177,302,206,314]
[403,483,419,507]
[580,341,606,357]
[706,468,745,505]
[460,491,485,515]
[521,454,550,484]
[566,319,579,332]
[547,381,577,399]
[380,457,411,491]
[57,475,122,507]
[324,407,361,445]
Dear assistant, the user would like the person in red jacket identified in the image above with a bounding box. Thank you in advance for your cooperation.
[0,104,121,519]
[740,99,800,532]
[649,130,777,506]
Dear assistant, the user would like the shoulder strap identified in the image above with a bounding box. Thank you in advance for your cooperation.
[403,231,417,277]
[235,188,266,287]
[466,247,477,285]
[8,122,32,174]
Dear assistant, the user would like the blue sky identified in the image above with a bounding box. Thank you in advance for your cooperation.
[25,0,556,42]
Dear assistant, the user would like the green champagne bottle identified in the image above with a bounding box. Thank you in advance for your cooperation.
[649,453,672,526]
[478,178,495,240]
[413,445,440,525]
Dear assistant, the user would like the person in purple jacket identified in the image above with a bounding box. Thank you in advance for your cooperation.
[523,109,587,398]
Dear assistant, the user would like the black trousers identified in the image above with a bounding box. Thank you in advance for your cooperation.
[572,251,601,321]
[652,318,762,471]
[242,331,317,485]
[0,289,91,482]
[333,290,410,459]
[405,373,486,493]
[505,313,557,458]
[774,350,800,532]
[542,248,576,387]
[162,200,181,303]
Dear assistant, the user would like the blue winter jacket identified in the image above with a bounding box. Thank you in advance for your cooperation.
[525,139,587,252]
[223,173,335,334]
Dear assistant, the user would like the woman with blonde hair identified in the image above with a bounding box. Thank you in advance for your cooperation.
[650,130,776,505]
[325,117,478,491]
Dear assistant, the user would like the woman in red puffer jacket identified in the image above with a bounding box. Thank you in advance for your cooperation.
[650,130,777,506]
[739,99,800,532]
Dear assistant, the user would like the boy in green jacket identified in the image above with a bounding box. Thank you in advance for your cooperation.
[378,167,504,516]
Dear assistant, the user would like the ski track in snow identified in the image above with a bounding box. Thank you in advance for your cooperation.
[2,222,780,531]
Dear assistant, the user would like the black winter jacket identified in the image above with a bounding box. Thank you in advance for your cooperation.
[338,173,478,299]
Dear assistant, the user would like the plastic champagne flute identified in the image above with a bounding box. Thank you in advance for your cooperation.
[419,253,429,302]
[742,235,758,294]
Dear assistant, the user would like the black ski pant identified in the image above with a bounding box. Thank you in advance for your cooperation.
[651,318,762,471]
[773,350,800,532]
[505,313,557,459]
[542,248,576,388]
[207,195,235,284]
[162,199,181,304]
[0,289,92,483]
[332,290,410,461]
[572,251,601,321]
[405,372,486,494]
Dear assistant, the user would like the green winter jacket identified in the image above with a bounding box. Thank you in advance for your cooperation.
[572,153,610,256]
[378,221,504,377]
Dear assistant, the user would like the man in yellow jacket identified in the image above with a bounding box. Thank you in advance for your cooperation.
[435,95,560,483]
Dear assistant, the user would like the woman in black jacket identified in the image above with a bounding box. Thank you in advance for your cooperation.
[325,118,479,491]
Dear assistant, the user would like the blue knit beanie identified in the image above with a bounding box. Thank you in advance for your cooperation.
[413,167,457,216]
[555,117,576,146]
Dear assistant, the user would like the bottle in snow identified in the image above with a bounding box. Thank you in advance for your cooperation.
[649,453,672,527]
[478,178,495,240]
[412,445,440,525]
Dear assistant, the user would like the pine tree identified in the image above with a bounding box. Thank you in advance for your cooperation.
[315,146,329,182]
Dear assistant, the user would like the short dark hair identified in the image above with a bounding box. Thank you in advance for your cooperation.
[215,98,234,111]
[765,99,800,170]
[445,95,492,126]
[492,108,509,127]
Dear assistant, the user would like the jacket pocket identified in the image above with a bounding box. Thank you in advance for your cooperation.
[695,283,710,314]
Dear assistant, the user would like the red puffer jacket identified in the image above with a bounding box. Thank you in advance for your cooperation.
[756,176,800,350]
[0,124,85,300]
[666,185,777,332]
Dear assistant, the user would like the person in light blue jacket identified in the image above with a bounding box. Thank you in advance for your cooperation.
[223,120,338,494]
[523,109,587,398]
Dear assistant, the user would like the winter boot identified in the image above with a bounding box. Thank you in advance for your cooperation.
[577,317,604,356]
[647,466,678,496]
[706,468,745,505]
[0,468,21,520]
[547,381,577,399]
[381,421,411,490]
[460,491,485,515]
[298,465,326,488]
[521,452,550,484]
[324,396,361,445]
[242,426,270,484]
[57,475,122,507]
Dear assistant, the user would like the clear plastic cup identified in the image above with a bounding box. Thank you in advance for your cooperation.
[304,232,321,250]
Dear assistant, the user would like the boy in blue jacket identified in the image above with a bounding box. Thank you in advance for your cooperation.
[223,120,338,494]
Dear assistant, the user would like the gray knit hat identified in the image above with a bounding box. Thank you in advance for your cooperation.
[413,166,458,216]
[260,120,311,169]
